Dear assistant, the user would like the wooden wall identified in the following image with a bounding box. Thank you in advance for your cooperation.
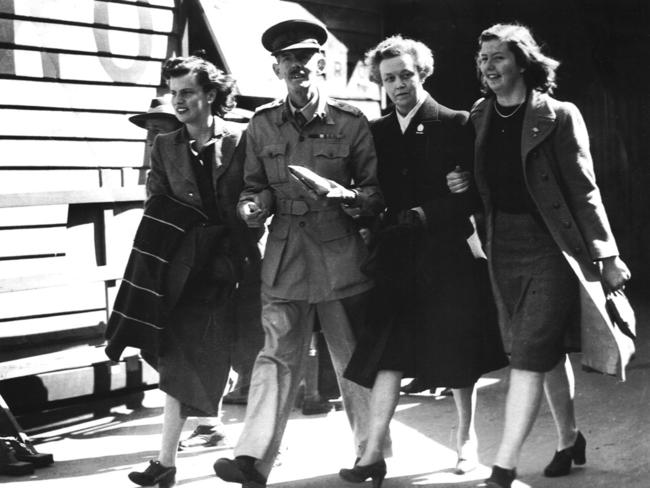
[0,0,180,386]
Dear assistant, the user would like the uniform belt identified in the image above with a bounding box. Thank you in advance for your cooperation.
[277,199,337,216]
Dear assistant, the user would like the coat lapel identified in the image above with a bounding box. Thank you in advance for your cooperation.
[210,116,232,192]
[521,91,556,163]
[471,98,492,203]
[172,128,198,189]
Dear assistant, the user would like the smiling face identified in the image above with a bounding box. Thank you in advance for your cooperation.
[379,53,425,115]
[273,48,324,102]
[168,72,216,128]
[477,40,526,100]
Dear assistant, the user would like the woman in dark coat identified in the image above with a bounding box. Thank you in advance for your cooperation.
[126,56,262,487]
[451,24,632,488]
[340,35,507,487]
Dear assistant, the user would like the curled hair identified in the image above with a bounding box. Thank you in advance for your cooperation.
[477,23,560,95]
[161,55,237,115]
[364,35,434,85]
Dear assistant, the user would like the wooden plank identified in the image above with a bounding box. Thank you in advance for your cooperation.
[0,79,157,111]
[0,227,67,258]
[1,49,163,84]
[0,344,129,381]
[0,256,67,280]
[103,205,143,274]
[0,348,158,393]
[9,0,175,32]
[0,169,100,193]
[0,187,146,208]
[0,310,107,339]
[3,19,170,58]
[0,109,145,139]
[0,140,146,168]
[0,205,68,226]
[0,265,123,293]
[0,282,106,320]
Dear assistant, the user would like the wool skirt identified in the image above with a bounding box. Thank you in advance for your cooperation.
[492,212,579,372]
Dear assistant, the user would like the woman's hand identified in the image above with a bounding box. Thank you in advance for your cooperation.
[600,256,631,292]
[447,165,471,194]
[238,200,268,228]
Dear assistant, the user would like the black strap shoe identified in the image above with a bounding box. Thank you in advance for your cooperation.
[128,459,176,487]
[485,465,516,488]
[543,431,586,477]
[214,457,266,487]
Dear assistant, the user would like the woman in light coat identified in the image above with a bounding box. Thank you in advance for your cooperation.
[450,23,632,488]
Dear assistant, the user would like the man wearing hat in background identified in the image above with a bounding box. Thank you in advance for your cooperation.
[129,95,183,167]
[214,19,389,487]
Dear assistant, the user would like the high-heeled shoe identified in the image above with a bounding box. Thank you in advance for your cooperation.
[339,459,386,488]
[543,431,586,477]
[485,465,516,488]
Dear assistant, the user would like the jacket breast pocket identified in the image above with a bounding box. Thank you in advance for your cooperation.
[313,142,349,180]
[259,143,289,183]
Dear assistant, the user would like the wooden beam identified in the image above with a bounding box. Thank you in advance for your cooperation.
[0,79,158,112]
[0,140,146,168]
[1,49,164,85]
[9,0,175,32]
[0,187,146,208]
[2,19,171,59]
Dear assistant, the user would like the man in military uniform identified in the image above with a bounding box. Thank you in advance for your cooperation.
[214,19,389,487]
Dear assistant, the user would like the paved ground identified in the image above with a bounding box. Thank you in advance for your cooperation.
[3,290,649,488]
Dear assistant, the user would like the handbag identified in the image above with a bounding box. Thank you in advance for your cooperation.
[605,289,636,340]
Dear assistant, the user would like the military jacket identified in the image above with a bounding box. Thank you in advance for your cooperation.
[239,90,383,302]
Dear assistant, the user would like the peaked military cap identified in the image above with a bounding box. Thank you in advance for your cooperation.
[261,19,328,56]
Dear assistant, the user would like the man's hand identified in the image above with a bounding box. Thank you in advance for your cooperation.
[323,179,356,203]
[238,200,268,228]
[447,165,471,194]
[601,256,631,292]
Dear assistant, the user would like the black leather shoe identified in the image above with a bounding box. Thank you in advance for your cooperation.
[214,457,267,488]
[0,440,34,476]
[1,437,52,468]
[543,431,586,477]
[339,459,386,488]
[485,465,516,488]
[128,460,176,487]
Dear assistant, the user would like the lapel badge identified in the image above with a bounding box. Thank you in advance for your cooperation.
[532,127,539,137]
[416,123,424,134]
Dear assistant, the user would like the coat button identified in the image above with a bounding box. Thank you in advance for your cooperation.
[402,168,409,176]
[552,202,561,209]
[562,220,572,228]
[541,172,549,181]
[299,221,306,227]
[574,246,582,254]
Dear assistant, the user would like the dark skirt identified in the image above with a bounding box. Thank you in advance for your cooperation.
[158,292,235,417]
[345,224,508,389]
[492,212,579,372]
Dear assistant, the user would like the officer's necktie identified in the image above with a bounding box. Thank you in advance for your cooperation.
[294,111,308,128]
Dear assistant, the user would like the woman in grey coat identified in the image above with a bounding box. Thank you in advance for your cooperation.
[449,23,633,488]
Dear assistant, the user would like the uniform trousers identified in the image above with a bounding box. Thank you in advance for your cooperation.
[234,290,390,476]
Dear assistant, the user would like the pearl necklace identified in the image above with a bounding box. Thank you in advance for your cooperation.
[494,101,524,119]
